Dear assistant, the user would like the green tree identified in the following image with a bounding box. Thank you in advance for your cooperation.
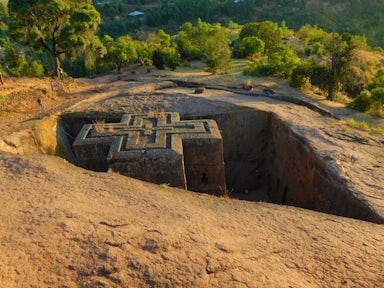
[371,87,384,108]
[162,46,181,71]
[176,20,231,73]
[369,68,384,89]
[0,2,8,42]
[309,63,330,92]
[290,58,330,92]
[135,41,153,66]
[290,59,313,88]
[350,69,384,114]
[267,45,299,78]
[29,60,45,77]
[296,24,329,48]
[204,28,232,74]
[4,41,28,76]
[327,33,356,100]
[239,21,282,51]
[151,30,180,71]
[102,35,137,72]
[176,20,210,60]
[240,36,265,59]
[8,0,105,77]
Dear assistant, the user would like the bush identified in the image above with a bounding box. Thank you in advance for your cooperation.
[349,90,373,112]
[240,36,265,59]
[243,57,273,76]
[350,87,384,115]
[152,46,181,70]
[29,61,45,77]
[290,59,316,88]
[266,45,300,78]
[371,87,384,110]
[290,68,311,88]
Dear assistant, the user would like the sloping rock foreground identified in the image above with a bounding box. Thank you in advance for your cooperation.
[0,153,383,287]
[0,68,384,287]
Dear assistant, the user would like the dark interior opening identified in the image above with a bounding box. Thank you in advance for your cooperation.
[59,109,383,223]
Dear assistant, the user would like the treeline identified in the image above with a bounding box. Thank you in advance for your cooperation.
[95,0,384,48]
[96,0,255,38]
[0,1,383,115]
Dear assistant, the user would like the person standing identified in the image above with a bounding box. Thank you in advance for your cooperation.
[37,98,43,113]
[0,72,4,85]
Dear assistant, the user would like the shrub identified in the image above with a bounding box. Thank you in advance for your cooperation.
[266,45,300,78]
[152,46,181,70]
[30,61,45,77]
[291,61,312,88]
[243,57,273,76]
[240,36,265,59]
[349,90,373,111]
[371,87,384,107]
[349,88,384,115]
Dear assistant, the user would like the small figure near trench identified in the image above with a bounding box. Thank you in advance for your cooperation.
[37,98,43,113]
[0,72,4,85]
[58,67,64,80]
[50,77,59,96]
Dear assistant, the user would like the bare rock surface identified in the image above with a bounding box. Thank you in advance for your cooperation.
[1,153,383,287]
[0,65,383,287]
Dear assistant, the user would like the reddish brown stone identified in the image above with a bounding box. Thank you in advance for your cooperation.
[72,112,226,195]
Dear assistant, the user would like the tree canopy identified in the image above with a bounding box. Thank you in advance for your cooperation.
[239,21,282,51]
[8,0,105,76]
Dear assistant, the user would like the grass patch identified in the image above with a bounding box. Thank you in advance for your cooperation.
[341,126,349,132]
[347,118,384,135]
[347,119,371,132]
[372,127,384,135]
[159,183,170,188]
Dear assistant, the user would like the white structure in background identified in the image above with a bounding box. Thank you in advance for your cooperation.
[128,11,145,17]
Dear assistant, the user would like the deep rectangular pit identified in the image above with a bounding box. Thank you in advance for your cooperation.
[186,109,383,223]
[60,109,383,223]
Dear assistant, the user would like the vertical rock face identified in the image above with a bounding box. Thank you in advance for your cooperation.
[206,109,383,223]
[209,110,271,193]
[67,108,382,223]
[72,112,226,195]
[267,116,381,222]
[183,137,226,195]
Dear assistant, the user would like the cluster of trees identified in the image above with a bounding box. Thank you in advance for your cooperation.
[94,1,384,49]
[0,0,383,115]
[95,0,255,39]
[349,69,384,115]
[145,0,255,28]
[0,1,232,76]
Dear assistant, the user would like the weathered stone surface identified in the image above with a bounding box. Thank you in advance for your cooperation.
[72,112,226,195]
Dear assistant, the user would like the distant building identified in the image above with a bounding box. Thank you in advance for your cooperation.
[128,11,145,17]
[95,0,112,5]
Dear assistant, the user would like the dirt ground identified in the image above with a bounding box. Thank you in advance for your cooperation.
[0,65,383,287]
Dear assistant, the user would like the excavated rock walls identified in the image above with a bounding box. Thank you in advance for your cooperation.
[206,109,271,193]
[59,109,383,223]
[267,115,382,223]
[203,109,382,223]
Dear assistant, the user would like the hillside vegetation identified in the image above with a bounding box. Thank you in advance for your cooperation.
[96,0,384,48]
[1,0,384,117]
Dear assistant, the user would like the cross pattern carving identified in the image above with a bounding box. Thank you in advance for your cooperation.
[76,112,213,152]
[72,112,226,195]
